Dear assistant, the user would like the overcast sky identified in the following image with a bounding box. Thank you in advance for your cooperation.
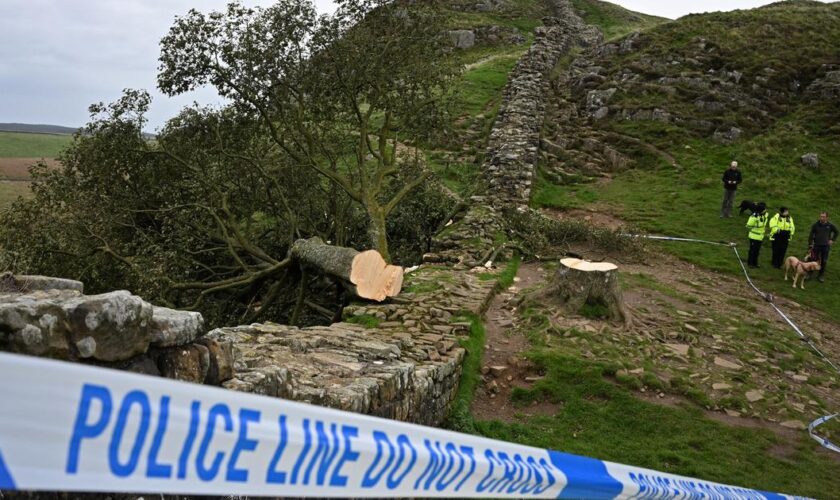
[0,0,834,131]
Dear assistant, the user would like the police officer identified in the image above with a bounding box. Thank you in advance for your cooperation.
[769,207,795,269]
[746,202,768,268]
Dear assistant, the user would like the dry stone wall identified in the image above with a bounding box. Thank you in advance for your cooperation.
[484,14,599,210]
[428,0,599,266]
[209,266,497,426]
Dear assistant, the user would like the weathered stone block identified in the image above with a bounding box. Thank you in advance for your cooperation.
[156,343,210,383]
[801,153,819,169]
[448,29,476,49]
[199,337,235,385]
[150,306,204,347]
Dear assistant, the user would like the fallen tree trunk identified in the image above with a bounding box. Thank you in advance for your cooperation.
[552,257,631,325]
[290,237,403,302]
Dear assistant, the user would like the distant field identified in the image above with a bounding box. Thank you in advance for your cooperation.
[0,157,60,180]
[0,131,73,158]
[0,181,32,208]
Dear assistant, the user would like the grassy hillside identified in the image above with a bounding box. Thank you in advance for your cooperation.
[0,131,73,158]
[425,0,665,196]
[0,123,78,135]
[572,0,668,39]
[0,132,70,208]
[536,0,840,320]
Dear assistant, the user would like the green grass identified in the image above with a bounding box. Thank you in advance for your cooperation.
[425,152,480,197]
[469,352,840,497]
[445,313,486,433]
[344,314,382,328]
[402,280,444,294]
[495,253,521,288]
[535,111,840,320]
[457,54,522,117]
[572,0,668,40]
[0,182,32,208]
[0,131,73,158]
[444,0,545,33]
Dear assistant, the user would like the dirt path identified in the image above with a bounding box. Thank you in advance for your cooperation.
[472,262,554,422]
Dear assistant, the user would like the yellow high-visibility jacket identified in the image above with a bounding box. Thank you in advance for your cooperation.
[746,212,768,241]
[768,213,795,241]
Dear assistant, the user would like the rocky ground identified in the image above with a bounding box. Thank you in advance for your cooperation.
[472,210,840,446]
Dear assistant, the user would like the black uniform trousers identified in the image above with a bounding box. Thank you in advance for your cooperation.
[771,233,790,269]
[748,239,762,267]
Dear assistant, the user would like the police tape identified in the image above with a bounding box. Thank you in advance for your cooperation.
[622,233,840,456]
[0,352,803,499]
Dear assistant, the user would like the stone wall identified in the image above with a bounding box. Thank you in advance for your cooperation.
[484,13,599,210]
[0,273,234,385]
[428,0,599,266]
[209,265,498,426]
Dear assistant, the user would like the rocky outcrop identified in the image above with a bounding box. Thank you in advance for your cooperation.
[805,65,840,102]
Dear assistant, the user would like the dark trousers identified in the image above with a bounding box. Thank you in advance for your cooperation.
[721,189,736,217]
[771,237,789,268]
[748,239,762,267]
[813,245,830,276]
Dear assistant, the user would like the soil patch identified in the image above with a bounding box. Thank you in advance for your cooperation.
[0,157,60,180]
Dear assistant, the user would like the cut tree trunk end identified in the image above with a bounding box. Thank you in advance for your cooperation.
[552,258,631,326]
[290,237,403,302]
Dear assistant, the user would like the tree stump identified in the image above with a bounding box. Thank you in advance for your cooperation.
[290,237,403,302]
[552,258,630,324]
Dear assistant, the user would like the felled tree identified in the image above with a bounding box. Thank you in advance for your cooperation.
[157,0,457,261]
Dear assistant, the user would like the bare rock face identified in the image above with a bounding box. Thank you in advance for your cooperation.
[0,289,153,362]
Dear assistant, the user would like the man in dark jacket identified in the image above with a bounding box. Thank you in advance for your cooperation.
[808,212,838,282]
[720,160,742,218]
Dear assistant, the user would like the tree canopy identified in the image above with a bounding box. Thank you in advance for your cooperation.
[0,0,457,327]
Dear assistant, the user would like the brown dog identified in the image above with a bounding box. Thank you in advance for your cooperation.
[784,256,821,289]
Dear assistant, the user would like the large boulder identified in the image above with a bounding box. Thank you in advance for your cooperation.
[448,29,476,49]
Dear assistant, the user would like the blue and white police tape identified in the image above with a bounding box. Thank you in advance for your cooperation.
[808,414,840,454]
[0,353,803,499]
